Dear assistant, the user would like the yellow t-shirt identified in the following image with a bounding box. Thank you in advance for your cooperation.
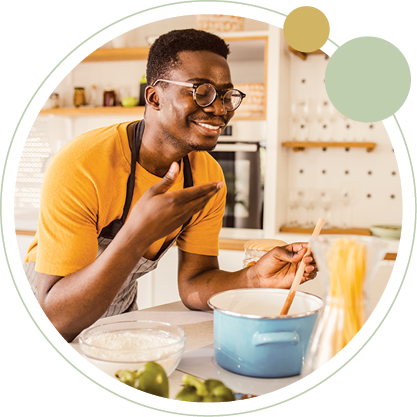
[24,120,227,277]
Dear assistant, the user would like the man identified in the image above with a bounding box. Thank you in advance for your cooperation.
[24,29,317,342]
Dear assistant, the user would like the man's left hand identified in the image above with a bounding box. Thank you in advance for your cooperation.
[248,243,318,289]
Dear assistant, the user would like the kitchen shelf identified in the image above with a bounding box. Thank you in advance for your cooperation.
[80,33,269,63]
[39,106,264,120]
[39,106,146,116]
[82,46,150,62]
[288,45,327,60]
[282,141,376,152]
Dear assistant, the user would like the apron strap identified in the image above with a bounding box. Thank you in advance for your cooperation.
[99,120,193,239]
[180,155,193,230]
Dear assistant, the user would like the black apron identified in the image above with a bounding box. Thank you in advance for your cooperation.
[25,120,194,317]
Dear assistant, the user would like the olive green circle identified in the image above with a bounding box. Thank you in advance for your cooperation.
[283,6,330,52]
[325,37,411,122]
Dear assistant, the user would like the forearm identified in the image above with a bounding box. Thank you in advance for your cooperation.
[40,226,151,342]
[179,267,258,311]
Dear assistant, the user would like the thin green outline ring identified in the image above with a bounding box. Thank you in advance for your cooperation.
[1,1,414,416]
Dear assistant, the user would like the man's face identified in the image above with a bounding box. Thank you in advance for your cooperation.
[156,50,235,152]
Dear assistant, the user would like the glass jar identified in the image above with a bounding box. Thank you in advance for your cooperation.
[303,235,387,374]
[50,93,60,108]
[73,87,86,108]
[243,239,288,267]
[103,89,116,107]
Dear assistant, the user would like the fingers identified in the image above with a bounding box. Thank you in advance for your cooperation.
[287,242,309,252]
[179,183,223,218]
[172,181,224,203]
[270,246,306,264]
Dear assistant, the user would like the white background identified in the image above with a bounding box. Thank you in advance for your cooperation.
[1,1,416,416]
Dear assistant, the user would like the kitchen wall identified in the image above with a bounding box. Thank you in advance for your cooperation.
[284,52,402,228]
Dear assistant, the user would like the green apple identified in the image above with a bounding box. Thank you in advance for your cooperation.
[121,96,137,107]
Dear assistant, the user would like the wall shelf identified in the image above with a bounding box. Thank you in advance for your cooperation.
[81,33,269,63]
[39,106,264,120]
[288,45,327,60]
[282,141,376,152]
[81,47,150,62]
[39,106,146,116]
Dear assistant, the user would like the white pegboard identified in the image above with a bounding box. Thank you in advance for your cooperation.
[284,53,402,229]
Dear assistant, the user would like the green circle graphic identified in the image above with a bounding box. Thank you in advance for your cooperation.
[1,1,415,416]
[325,37,411,122]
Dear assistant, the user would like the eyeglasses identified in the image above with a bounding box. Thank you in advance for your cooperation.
[152,79,246,112]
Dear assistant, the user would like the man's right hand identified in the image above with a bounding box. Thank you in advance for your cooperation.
[124,161,223,247]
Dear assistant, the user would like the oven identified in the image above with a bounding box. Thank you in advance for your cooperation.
[209,121,266,230]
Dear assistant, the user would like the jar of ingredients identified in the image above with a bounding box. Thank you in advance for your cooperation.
[73,87,86,108]
[243,239,287,267]
[303,235,387,375]
[103,89,116,107]
[50,93,60,108]
[42,93,60,110]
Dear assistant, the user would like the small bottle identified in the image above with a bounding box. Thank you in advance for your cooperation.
[89,85,97,107]
[138,75,147,106]
[73,87,87,108]
[243,239,288,267]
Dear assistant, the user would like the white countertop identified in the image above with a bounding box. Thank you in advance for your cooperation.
[70,301,305,399]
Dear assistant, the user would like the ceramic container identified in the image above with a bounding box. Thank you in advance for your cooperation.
[208,289,324,378]
[370,225,401,239]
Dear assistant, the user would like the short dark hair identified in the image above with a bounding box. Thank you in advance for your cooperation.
[146,29,230,86]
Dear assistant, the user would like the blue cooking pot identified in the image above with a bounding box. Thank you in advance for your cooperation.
[208,288,323,378]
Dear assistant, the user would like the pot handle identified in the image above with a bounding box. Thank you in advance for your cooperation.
[252,331,300,347]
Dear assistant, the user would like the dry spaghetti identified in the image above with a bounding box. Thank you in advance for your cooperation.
[328,238,367,357]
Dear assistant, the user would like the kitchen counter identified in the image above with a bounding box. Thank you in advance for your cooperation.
[70,301,304,399]
[219,227,400,259]
[15,211,399,263]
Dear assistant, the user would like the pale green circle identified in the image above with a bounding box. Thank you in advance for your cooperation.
[325,37,411,122]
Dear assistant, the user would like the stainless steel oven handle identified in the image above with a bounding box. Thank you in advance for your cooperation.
[212,143,258,152]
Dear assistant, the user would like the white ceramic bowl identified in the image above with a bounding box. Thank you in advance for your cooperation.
[370,225,401,239]
[78,320,186,378]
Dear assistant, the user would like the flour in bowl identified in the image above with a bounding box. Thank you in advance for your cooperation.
[81,329,183,362]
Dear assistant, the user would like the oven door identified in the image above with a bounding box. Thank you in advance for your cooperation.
[210,143,263,229]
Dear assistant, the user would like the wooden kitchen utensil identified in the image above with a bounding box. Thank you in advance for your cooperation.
[280,217,325,315]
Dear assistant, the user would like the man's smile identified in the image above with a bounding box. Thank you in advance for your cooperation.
[194,121,224,134]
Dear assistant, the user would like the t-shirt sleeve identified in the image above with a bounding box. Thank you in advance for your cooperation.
[35,151,100,276]
[175,166,227,257]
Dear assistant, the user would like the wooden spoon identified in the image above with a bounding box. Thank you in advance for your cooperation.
[280,218,325,315]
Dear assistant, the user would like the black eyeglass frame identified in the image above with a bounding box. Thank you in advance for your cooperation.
[152,79,246,112]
